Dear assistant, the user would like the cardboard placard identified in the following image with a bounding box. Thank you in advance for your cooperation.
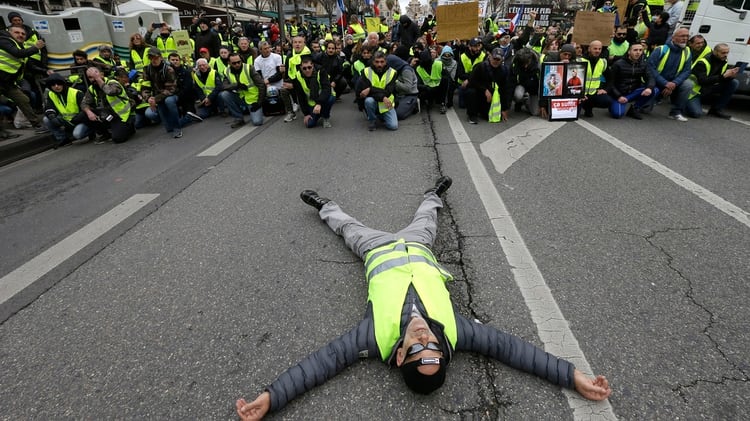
[436,2,480,42]
[572,11,615,46]
[172,30,192,60]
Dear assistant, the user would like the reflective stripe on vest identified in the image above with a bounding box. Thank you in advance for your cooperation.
[192,68,217,96]
[24,32,42,62]
[692,45,711,67]
[0,38,26,77]
[225,63,259,105]
[416,61,443,87]
[363,67,396,113]
[48,87,81,122]
[689,57,728,99]
[88,79,132,122]
[582,57,607,94]
[364,239,457,360]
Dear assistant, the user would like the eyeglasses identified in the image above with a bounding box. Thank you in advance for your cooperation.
[406,342,441,357]
[300,65,313,70]
[230,61,242,64]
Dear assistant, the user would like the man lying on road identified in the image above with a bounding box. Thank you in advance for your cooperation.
[237,176,612,420]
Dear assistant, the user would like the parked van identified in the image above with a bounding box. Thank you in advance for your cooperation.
[679,0,750,94]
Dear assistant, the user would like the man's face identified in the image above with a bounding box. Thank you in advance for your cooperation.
[614,29,627,42]
[86,67,101,82]
[50,80,65,93]
[160,25,170,35]
[361,50,372,61]
[588,42,602,57]
[200,23,208,31]
[292,37,304,53]
[715,46,730,61]
[300,61,314,77]
[260,44,271,57]
[169,56,181,67]
[229,56,244,69]
[149,54,162,66]
[10,27,26,43]
[489,56,503,67]
[368,33,379,45]
[311,43,320,53]
[547,26,558,37]
[100,49,112,59]
[469,43,482,54]
[198,61,209,72]
[395,317,443,376]
[559,52,572,62]
[220,49,230,59]
[239,39,250,50]
[629,44,644,60]
[74,55,88,65]
[499,35,510,45]
[673,29,689,48]
[10,16,24,27]
[372,56,386,71]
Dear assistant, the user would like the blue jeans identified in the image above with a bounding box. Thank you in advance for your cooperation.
[143,95,182,132]
[364,97,397,130]
[219,91,264,126]
[301,95,335,128]
[664,79,694,116]
[684,78,739,118]
[43,116,91,142]
[609,87,660,118]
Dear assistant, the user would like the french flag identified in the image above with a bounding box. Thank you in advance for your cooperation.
[509,5,524,33]
[366,0,380,16]
[337,0,346,14]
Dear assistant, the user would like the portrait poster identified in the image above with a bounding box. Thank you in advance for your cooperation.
[565,62,586,97]
[541,62,565,98]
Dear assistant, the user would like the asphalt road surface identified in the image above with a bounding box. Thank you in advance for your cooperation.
[1,97,749,420]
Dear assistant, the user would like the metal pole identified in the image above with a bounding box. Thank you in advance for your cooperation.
[278,0,286,44]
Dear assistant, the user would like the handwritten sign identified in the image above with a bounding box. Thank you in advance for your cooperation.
[572,11,616,46]
[436,2,479,42]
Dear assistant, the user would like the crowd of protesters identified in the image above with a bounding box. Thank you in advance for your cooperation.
[0,2,741,147]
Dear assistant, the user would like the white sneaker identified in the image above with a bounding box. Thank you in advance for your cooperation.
[292,102,299,113]
[322,118,331,128]
[669,113,688,122]
[283,112,296,122]
[186,111,203,122]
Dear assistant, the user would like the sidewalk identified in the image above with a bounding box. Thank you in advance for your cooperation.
[0,128,55,167]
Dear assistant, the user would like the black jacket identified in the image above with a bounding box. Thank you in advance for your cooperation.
[468,61,513,111]
[264,284,575,413]
[607,55,655,98]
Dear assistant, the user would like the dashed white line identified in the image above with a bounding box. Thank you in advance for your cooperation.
[197,125,256,157]
[0,194,159,305]
[446,109,617,420]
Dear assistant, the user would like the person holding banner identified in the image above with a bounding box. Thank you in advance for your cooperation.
[465,48,512,124]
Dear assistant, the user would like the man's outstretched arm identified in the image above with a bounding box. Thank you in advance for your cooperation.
[455,315,611,401]
[236,315,378,419]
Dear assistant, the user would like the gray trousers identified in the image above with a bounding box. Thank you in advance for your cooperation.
[318,192,443,260]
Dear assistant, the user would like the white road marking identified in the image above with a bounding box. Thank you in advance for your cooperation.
[446,109,617,420]
[197,125,256,157]
[480,117,565,174]
[0,194,159,305]
[577,119,750,229]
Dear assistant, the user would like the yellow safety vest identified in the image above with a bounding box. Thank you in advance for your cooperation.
[489,84,502,122]
[416,61,443,87]
[225,63,260,105]
[689,57,728,99]
[130,48,150,73]
[23,31,42,62]
[211,57,229,78]
[287,46,311,80]
[364,239,456,360]
[192,68,217,97]
[0,37,26,79]
[460,51,485,82]
[350,23,366,41]
[156,36,177,57]
[88,79,132,122]
[581,57,607,94]
[48,87,81,122]
[363,67,396,113]
[295,70,323,106]
[656,44,689,74]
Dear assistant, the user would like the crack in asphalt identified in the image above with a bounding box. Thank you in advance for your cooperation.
[640,228,750,400]
[424,110,510,418]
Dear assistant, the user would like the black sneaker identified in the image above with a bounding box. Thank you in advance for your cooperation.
[468,116,478,124]
[300,190,330,210]
[425,176,452,196]
[708,109,731,119]
[627,106,643,120]
[368,121,376,131]
[231,119,246,128]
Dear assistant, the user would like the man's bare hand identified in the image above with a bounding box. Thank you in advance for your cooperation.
[360,87,370,98]
[236,392,271,421]
[573,369,612,401]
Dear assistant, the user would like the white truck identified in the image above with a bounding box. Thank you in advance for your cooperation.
[679,0,750,94]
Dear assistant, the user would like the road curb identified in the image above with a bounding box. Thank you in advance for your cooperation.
[0,132,55,167]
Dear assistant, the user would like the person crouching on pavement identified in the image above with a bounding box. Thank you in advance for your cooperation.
[42,73,89,147]
[356,50,398,131]
[80,67,135,144]
[219,52,266,128]
[141,47,184,138]
[291,55,335,128]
